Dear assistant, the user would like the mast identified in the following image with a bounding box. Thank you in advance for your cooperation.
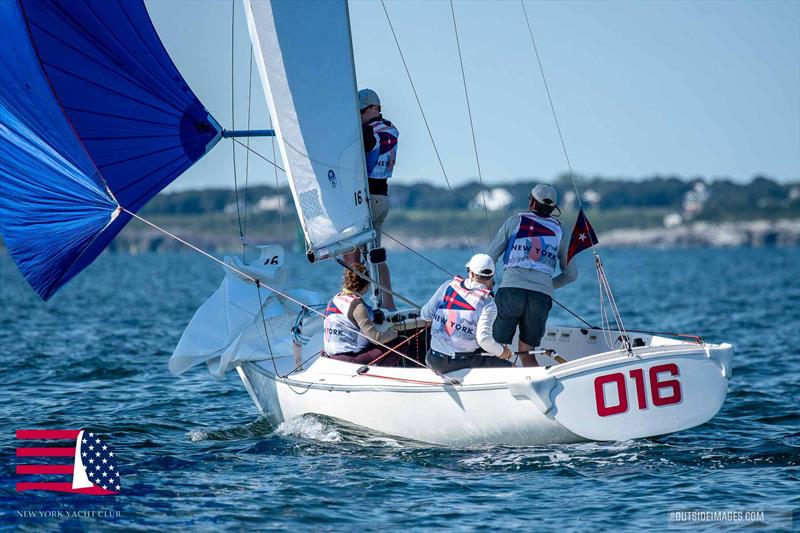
[342,0,383,308]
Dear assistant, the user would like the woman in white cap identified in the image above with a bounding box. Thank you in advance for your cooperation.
[420,254,514,373]
[486,183,577,366]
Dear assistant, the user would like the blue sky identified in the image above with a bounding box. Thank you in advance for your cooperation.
[146,0,800,190]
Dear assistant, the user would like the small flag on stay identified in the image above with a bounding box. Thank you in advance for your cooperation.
[567,209,599,263]
[15,429,121,495]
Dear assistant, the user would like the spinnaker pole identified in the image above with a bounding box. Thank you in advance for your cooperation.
[221,129,275,138]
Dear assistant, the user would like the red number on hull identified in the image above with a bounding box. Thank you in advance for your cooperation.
[594,363,682,417]
[628,368,647,410]
[594,373,628,416]
[650,363,681,406]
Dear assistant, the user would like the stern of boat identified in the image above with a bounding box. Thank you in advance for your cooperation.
[512,341,734,441]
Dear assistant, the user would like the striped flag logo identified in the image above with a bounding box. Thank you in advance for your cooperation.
[516,215,557,239]
[16,429,122,495]
[439,286,476,311]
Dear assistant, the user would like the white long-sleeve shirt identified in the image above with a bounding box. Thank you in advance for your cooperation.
[486,214,578,296]
[420,278,505,357]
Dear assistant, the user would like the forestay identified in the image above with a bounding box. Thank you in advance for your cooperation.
[169,246,325,376]
[243,0,374,260]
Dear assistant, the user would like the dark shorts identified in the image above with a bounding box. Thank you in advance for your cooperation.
[425,349,512,374]
[492,287,553,347]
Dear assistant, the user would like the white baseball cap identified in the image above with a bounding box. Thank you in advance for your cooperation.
[530,183,558,205]
[358,88,380,110]
[465,253,495,277]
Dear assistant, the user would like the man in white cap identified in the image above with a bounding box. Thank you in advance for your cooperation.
[420,253,514,373]
[346,88,400,308]
[486,183,577,366]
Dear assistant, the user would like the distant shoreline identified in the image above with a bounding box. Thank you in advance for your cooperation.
[394,219,800,249]
[599,218,800,248]
[2,218,797,256]
[72,218,800,254]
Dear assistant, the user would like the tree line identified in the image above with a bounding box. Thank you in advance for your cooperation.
[141,175,799,222]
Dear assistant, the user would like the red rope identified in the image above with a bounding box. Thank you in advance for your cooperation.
[356,372,447,386]
[367,327,427,366]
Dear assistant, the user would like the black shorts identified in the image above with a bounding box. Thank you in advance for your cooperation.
[426,349,512,374]
[492,287,553,347]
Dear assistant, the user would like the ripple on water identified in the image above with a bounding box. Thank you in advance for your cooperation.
[1,248,799,530]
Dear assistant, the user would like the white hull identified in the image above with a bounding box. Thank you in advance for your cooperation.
[236,326,733,447]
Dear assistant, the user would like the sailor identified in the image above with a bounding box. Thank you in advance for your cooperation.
[344,88,399,309]
[487,183,577,366]
[421,254,514,373]
[323,263,402,366]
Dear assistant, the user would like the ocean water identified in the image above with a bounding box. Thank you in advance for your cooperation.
[1,246,798,531]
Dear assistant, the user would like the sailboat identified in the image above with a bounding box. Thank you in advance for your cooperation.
[0,0,733,447]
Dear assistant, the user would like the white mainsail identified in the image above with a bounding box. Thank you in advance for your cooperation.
[244,0,373,261]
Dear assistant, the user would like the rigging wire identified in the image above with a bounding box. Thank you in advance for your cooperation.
[230,0,244,245]
[449,0,491,242]
[595,260,613,347]
[232,138,284,172]
[367,328,428,366]
[380,230,455,278]
[242,43,254,239]
[519,0,628,349]
[519,1,586,220]
[383,228,677,342]
[336,259,422,310]
[286,350,323,377]
[253,278,279,375]
[379,230,596,329]
[380,0,474,253]
[595,255,631,352]
[270,106,285,236]
[119,208,443,377]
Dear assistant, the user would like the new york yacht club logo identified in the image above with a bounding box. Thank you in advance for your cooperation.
[15,429,122,495]
[327,169,337,188]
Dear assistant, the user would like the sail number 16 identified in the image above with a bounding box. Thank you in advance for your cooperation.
[594,363,682,417]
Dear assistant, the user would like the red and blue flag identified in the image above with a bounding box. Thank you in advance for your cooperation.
[567,209,599,263]
[515,215,557,239]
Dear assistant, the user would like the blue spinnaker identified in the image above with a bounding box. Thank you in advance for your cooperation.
[0,0,221,300]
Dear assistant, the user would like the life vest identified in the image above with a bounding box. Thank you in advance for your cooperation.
[364,118,399,180]
[431,276,492,354]
[502,213,563,276]
[323,291,372,355]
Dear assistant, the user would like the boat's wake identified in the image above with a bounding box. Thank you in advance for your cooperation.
[275,414,408,448]
[187,417,276,442]
[187,414,407,448]
[187,414,799,474]
[274,414,344,443]
[453,439,662,472]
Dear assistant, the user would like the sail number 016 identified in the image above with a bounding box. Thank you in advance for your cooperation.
[594,363,682,417]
